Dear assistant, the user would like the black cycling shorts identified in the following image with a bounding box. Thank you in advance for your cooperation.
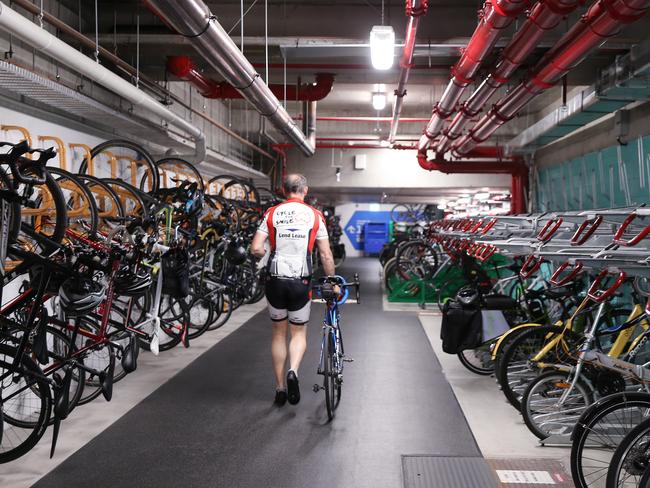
[265,277,311,325]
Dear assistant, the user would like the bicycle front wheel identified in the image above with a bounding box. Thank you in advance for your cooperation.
[323,331,340,420]
[606,416,650,488]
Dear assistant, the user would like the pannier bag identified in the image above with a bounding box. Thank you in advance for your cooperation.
[162,247,190,298]
[440,301,483,354]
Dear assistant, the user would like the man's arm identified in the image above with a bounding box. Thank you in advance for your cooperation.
[316,238,336,276]
[251,230,268,259]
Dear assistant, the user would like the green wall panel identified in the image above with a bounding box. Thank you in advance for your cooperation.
[536,134,650,211]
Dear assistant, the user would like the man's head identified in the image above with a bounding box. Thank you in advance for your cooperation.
[283,173,309,199]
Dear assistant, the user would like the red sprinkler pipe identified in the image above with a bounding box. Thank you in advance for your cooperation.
[417,149,528,214]
[389,0,429,143]
[443,0,584,147]
[167,55,334,102]
[454,0,650,156]
[418,0,532,152]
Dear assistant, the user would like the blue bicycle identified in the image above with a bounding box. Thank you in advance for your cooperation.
[312,274,360,420]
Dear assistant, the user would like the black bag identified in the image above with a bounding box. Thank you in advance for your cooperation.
[440,301,483,354]
[162,247,190,298]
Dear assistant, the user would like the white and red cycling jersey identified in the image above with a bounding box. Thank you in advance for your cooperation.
[257,198,328,279]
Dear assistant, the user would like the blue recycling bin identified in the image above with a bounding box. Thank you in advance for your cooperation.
[364,222,389,254]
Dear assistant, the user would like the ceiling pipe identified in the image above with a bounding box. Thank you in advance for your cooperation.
[145,0,315,157]
[305,116,430,123]
[417,0,533,152]
[167,56,334,102]
[453,0,650,156]
[0,1,206,163]
[388,0,429,143]
[417,149,528,214]
[302,101,317,148]
[442,0,585,150]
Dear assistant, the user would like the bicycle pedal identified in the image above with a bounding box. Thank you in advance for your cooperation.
[312,384,323,393]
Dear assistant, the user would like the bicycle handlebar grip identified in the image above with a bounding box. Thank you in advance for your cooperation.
[613,213,650,247]
[550,261,583,286]
[537,217,563,242]
[571,215,603,246]
[587,269,627,303]
[519,254,542,279]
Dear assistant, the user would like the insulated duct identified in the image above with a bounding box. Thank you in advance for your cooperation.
[167,56,334,102]
[441,0,584,152]
[418,0,532,151]
[145,0,315,157]
[388,0,429,143]
[0,1,206,163]
[453,0,650,156]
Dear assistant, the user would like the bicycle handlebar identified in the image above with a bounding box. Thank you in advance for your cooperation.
[0,141,55,185]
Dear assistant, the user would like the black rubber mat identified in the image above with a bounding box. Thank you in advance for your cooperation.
[33,258,479,488]
[403,456,497,488]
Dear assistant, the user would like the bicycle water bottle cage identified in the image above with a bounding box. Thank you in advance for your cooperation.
[519,255,542,279]
[537,217,563,243]
[571,215,603,246]
[550,261,583,286]
[587,269,627,303]
[613,213,650,247]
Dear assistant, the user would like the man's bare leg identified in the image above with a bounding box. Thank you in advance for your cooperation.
[288,324,308,374]
[272,320,289,389]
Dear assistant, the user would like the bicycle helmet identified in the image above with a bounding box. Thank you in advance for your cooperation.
[456,286,480,307]
[59,277,105,314]
[225,238,247,265]
[114,267,153,297]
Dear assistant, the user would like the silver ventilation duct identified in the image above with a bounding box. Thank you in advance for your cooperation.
[146,0,315,157]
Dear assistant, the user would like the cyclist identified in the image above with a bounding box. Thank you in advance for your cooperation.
[251,174,338,407]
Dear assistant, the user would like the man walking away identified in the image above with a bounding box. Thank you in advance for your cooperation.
[251,174,338,406]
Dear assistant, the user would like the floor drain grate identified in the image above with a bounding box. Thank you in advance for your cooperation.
[402,455,497,488]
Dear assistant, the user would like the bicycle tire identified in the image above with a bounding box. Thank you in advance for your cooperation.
[521,370,593,440]
[155,157,205,192]
[79,139,159,193]
[208,293,232,330]
[75,174,126,233]
[324,331,337,421]
[17,164,67,245]
[606,415,650,487]
[186,295,213,340]
[0,166,20,247]
[571,392,650,488]
[497,324,569,412]
[47,167,99,236]
[0,343,52,464]
[457,344,495,376]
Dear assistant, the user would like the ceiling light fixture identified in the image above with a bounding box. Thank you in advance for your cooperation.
[372,84,387,110]
[370,25,395,70]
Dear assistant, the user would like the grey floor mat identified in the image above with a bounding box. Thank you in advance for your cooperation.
[31,258,479,488]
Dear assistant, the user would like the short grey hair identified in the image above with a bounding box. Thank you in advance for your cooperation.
[283,173,308,195]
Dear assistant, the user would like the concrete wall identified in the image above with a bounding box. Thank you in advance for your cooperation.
[287,147,511,203]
